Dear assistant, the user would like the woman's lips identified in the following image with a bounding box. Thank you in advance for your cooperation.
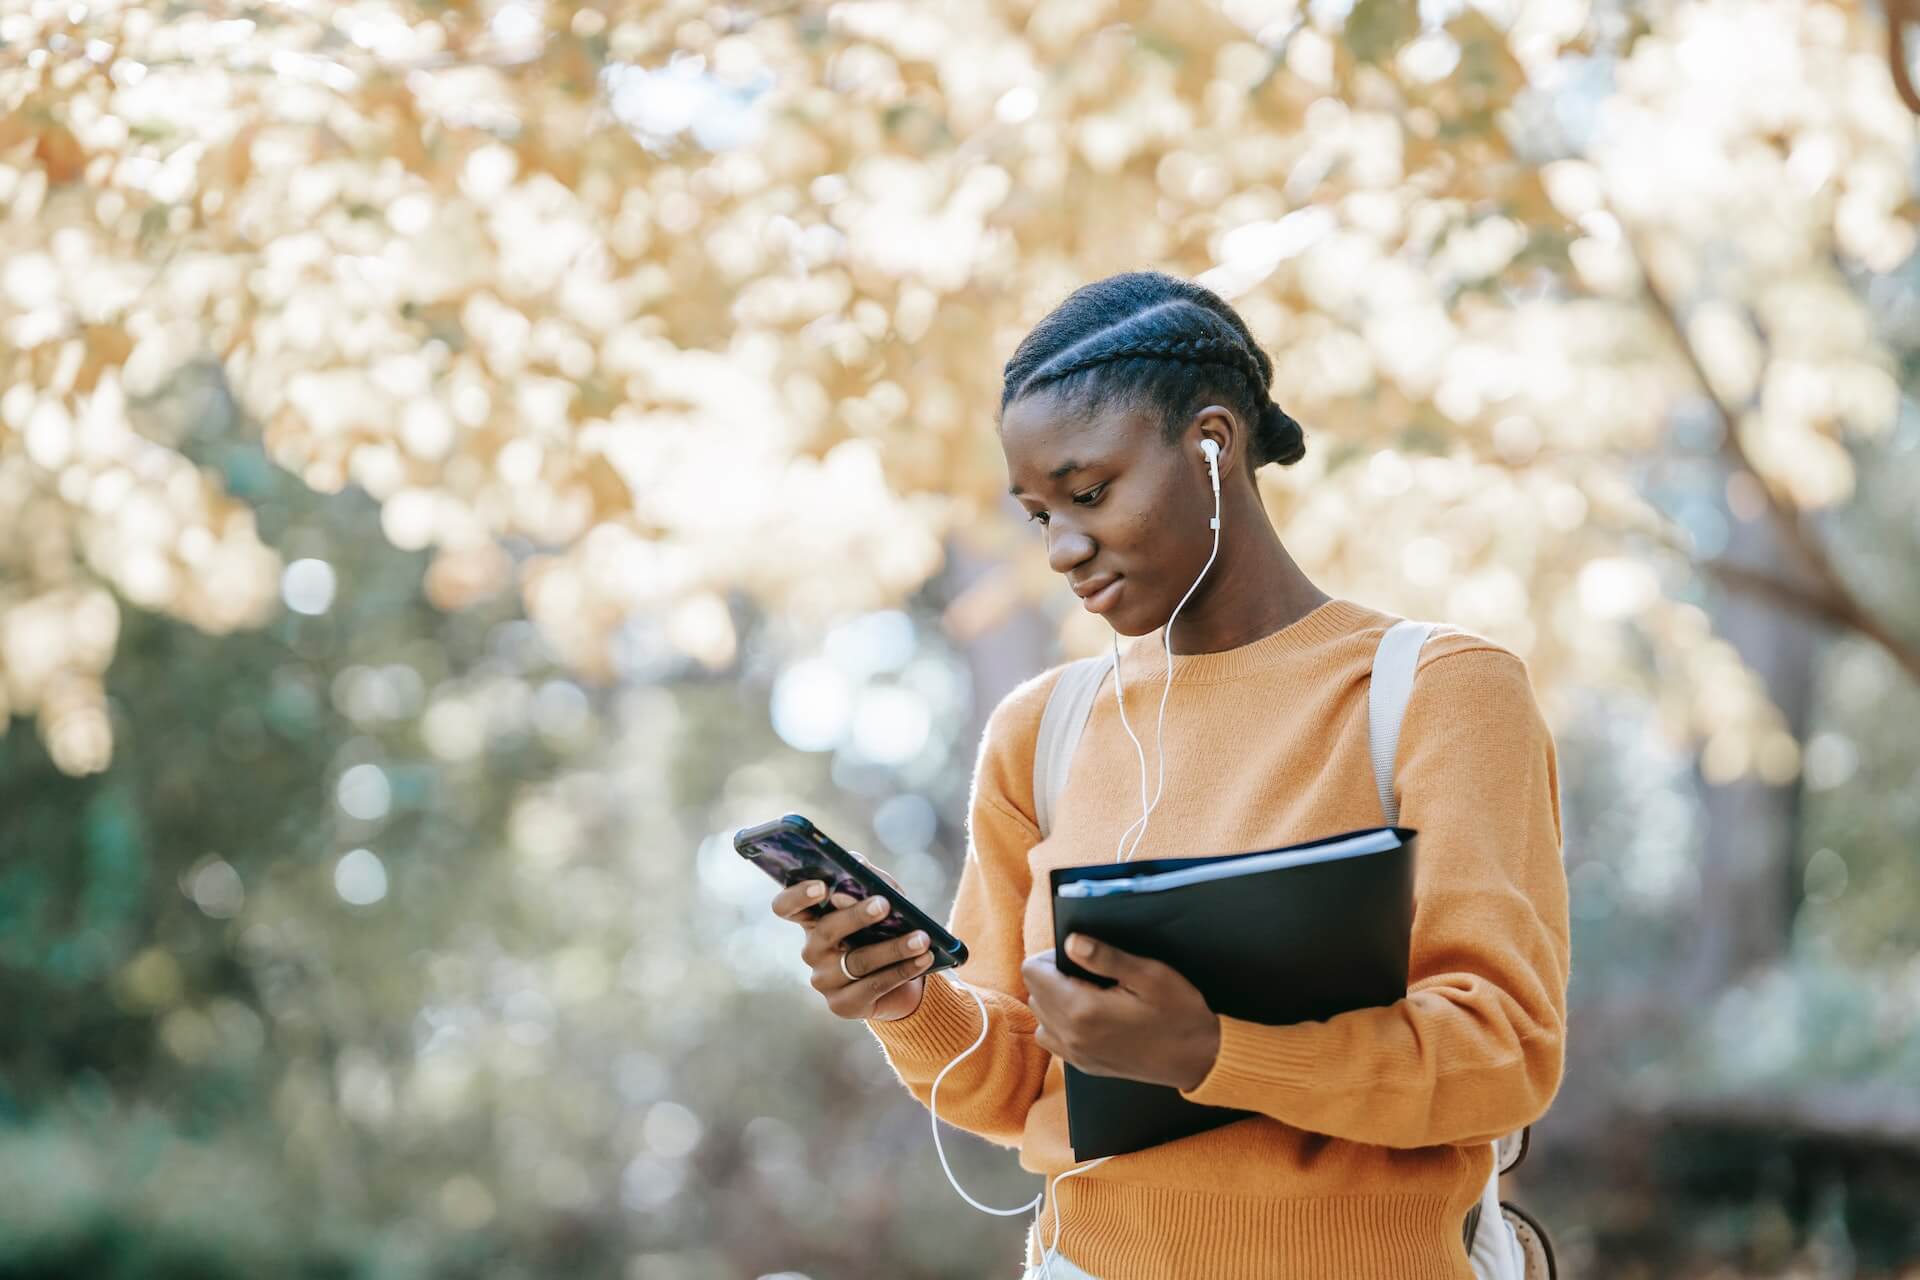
[1080,577,1124,614]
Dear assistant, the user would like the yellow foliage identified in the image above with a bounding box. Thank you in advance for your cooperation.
[0,0,1909,777]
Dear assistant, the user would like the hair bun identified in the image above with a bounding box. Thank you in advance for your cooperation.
[1256,401,1307,468]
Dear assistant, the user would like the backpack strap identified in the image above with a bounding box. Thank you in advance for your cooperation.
[1032,653,1116,840]
[1368,619,1436,826]
[1495,1127,1531,1175]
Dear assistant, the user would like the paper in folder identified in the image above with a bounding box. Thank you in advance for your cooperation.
[1048,825,1418,1160]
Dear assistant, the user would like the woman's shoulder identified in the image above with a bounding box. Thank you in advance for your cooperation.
[1339,602,1517,664]
[983,656,1090,756]
[1338,604,1530,685]
[1398,625,1549,737]
[1412,623,1527,675]
[1347,605,1542,713]
[964,660,1082,835]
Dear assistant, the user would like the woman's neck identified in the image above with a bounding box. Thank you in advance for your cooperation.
[1160,518,1330,657]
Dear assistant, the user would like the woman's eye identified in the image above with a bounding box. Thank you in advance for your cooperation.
[1028,483,1106,527]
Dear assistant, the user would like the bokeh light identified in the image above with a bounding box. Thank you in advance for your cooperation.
[334,848,389,906]
[281,559,337,616]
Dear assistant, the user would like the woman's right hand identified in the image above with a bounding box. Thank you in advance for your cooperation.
[771,860,932,1023]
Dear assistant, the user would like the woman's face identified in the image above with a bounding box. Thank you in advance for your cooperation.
[1001,389,1228,638]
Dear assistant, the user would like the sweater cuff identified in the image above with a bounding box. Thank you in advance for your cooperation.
[1176,1014,1319,1114]
[864,970,986,1074]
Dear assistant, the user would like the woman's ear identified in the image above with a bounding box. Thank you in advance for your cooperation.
[1188,406,1238,485]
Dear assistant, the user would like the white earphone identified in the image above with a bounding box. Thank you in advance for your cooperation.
[1200,438,1221,516]
[932,435,1228,1278]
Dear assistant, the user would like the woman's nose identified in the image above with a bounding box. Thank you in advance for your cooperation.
[1046,528,1094,576]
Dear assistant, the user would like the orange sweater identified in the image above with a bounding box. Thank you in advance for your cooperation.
[865,598,1570,1280]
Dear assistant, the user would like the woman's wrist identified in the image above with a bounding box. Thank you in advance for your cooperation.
[867,974,928,1022]
[1174,1012,1223,1092]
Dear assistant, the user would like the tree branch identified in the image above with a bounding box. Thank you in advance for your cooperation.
[1610,209,1920,687]
[1887,0,1920,117]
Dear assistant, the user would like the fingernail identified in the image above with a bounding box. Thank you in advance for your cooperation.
[866,896,888,916]
[831,893,855,908]
[914,953,931,967]
[907,931,927,951]
[1070,934,1092,958]
[805,882,825,898]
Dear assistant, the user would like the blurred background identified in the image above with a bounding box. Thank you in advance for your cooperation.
[3,0,1919,1277]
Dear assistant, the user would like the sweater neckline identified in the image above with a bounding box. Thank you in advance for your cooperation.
[1112,597,1378,685]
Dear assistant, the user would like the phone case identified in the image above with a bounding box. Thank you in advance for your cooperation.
[733,813,969,973]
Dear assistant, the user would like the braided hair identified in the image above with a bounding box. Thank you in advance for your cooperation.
[999,271,1306,469]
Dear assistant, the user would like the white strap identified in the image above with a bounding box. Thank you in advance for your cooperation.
[1466,1168,1528,1280]
[1368,619,1435,827]
[1033,653,1115,839]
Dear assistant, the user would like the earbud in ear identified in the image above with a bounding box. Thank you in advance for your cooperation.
[1199,439,1222,534]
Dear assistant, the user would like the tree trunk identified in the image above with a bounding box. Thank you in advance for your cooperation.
[936,529,1057,761]
[1679,463,1825,1001]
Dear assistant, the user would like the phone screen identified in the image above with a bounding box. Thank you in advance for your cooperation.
[733,814,967,968]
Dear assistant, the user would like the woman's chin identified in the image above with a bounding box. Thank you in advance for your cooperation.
[1102,608,1157,638]
[1108,606,1181,640]
[1082,580,1167,637]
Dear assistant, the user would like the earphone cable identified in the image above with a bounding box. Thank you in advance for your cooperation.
[933,445,1224,1278]
[1113,481,1221,863]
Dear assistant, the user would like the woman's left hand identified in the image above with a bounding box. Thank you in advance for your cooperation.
[1022,933,1222,1092]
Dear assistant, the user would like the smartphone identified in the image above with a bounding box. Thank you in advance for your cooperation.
[733,813,968,975]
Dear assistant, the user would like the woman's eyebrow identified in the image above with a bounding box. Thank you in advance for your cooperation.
[1008,460,1090,497]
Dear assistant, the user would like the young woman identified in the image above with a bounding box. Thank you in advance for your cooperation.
[770,271,1570,1279]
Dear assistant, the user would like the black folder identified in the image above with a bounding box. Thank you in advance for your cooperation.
[1047,825,1418,1160]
